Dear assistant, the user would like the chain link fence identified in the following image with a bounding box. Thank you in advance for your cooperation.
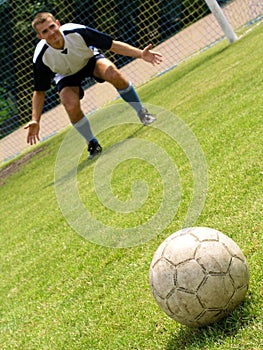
[0,0,262,163]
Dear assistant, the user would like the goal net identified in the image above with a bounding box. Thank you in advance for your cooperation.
[0,0,262,162]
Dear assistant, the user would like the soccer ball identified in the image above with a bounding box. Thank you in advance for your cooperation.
[149,227,249,327]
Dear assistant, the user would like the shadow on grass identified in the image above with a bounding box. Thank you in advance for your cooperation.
[44,124,145,189]
[165,295,256,350]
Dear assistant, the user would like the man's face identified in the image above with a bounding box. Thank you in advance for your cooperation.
[36,17,64,49]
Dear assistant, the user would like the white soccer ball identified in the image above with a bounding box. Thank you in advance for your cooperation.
[149,227,249,327]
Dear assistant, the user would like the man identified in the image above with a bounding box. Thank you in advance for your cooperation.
[25,12,162,159]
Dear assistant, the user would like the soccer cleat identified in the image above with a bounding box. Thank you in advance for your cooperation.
[138,108,156,126]
[88,139,102,160]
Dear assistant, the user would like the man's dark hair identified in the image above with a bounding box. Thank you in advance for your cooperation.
[32,12,57,32]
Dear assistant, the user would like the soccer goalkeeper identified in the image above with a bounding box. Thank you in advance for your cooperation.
[25,12,162,159]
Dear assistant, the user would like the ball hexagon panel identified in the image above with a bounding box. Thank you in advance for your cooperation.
[197,309,226,326]
[197,274,235,309]
[227,285,249,312]
[219,232,247,258]
[150,258,176,299]
[153,293,174,318]
[167,290,204,324]
[189,226,219,242]
[163,234,200,266]
[229,256,249,289]
[176,259,205,292]
[195,241,232,274]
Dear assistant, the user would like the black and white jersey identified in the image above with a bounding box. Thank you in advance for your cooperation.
[33,23,113,91]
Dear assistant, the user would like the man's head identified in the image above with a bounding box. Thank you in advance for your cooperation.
[32,12,57,32]
[32,12,64,49]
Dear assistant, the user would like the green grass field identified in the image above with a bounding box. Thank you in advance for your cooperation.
[1,23,262,349]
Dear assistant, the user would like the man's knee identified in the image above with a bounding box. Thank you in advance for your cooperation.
[60,87,83,122]
[106,67,128,89]
[95,60,128,88]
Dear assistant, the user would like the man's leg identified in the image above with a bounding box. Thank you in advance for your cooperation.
[93,58,156,125]
[60,86,102,159]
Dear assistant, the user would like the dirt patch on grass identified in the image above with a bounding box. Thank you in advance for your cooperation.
[0,146,47,185]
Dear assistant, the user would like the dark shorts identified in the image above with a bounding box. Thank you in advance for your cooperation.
[56,54,105,99]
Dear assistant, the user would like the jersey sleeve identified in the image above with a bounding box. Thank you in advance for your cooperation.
[33,43,54,91]
[33,62,54,91]
[78,26,113,50]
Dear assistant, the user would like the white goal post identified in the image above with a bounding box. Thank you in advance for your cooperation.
[205,0,238,43]
[1,0,262,163]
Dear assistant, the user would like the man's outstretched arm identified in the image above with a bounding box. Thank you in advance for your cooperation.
[110,41,162,66]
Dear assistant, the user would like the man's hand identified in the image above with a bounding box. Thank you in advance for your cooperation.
[142,44,163,66]
[24,120,40,145]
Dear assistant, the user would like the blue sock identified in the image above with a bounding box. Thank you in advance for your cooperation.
[73,116,95,144]
[117,81,143,114]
